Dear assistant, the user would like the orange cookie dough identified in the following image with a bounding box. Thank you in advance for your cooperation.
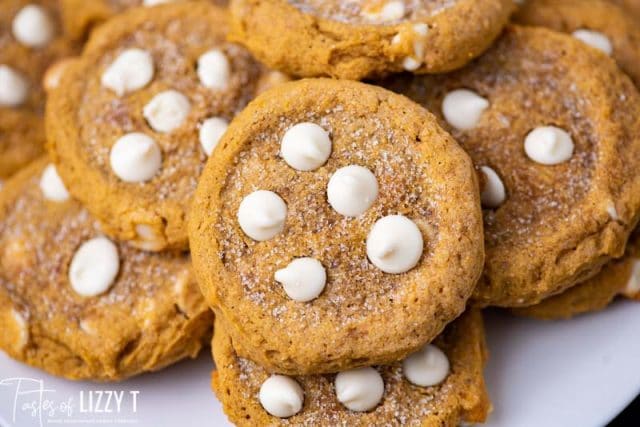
[190,78,484,374]
[60,0,229,41]
[228,0,515,80]
[514,0,640,88]
[0,158,212,381]
[0,0,78,179]
[610,0,640,20]
[212,309,489,426]
[383,26,640,307]
[514,231,640,320]
[47,3,277,251]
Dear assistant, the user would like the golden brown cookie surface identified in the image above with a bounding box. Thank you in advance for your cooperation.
[190,78,484,374]
[47,3,272,251]
[383,26,640,307]
[610,0,640,20]
[514,0,640,88]
[514,231,640,319]
[0,0,77,179]
[212,309,490,426]
[60,0,229,41]
[0,158,212,381]
[228,0,514,79]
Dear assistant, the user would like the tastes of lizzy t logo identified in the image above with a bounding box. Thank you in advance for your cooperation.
[0,377,140,427]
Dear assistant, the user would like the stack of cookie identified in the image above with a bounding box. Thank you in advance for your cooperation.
[1,0,640,425]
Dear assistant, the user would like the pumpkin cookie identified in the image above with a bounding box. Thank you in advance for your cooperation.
[0,158,212,381]
[190,78,484,374]
[514,231,640,319]
[382,26,640,307]
[47,3,278,251]
[514,0,640,88]
[60,0,229,41]
[228,0,515,80]
[0,0,77,179]
[212,309,489,426]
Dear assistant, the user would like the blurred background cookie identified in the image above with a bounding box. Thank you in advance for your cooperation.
[514,0,640,88]
[0,158,212,381]
[0,0,78,180]
[47,3,278,251]
[228,0,515,79]
[60,0,229,41]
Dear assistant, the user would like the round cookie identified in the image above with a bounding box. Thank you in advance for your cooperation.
[47,3,279,251]
[0,158,212,381]
[60,0,229,41]
[228,0,515,80]
[514,0,640,88]
[382,26,640,307]
[190,78,484,374]
[212,309,490,426]
[513,231,640,320]
[0,0,78,179]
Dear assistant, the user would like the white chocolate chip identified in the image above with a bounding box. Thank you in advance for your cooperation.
[606,201,619,221]
[110,133,162,182]
[0,179,3,190]
[69,237,120,297]
[79,318,97,335]
[480,166,506,209]
[624,260,640,297]
[402,24,429,71]
[367,215,423,274]
[524,126,574,165]
[40,164,70,202]
[12,5,55,48]
[0,65,29,107]
[402,56,422,71]
[281,123,332,171]
[9,309,29,351]
[43,58,74,92]
[199,117,228,156]
[275,257,326,302]
[402,344,450,387]
[143,90,191,133]
[335,367,384,412]
[238,190,287,241]
[363,1,406,23]
[327,165,378,217]
[572,29,613,55]
[442,89,489,131]
[101,49,154,96]
[259,375,304,418]
[132,224,165,251]
[197,49,230,90]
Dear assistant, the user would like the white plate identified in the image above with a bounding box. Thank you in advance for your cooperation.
[1,300,639,427]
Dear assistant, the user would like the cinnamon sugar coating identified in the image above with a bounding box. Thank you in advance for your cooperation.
[47,3,273,251]
[383,26,640,307]
[190,79,484,374]
[212,309,490,426]
[514,0,640,88]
